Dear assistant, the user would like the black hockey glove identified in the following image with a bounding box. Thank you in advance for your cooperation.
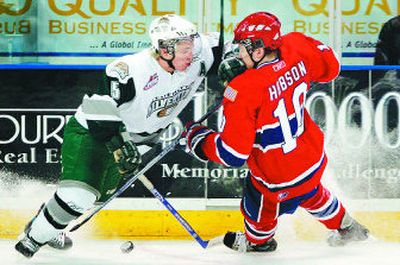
[218,57,247,87]
[106,133,142,175]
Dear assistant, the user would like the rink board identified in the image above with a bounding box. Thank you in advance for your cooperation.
[1,198,399,242]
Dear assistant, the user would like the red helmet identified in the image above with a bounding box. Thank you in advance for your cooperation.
[233,12,282,52]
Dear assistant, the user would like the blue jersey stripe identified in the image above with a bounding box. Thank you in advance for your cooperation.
[255,155,326,192]
[255,115,299,151]
[216,137,246,167]
[244,221,275,238]
[311,198,339,219]
[270,156,325,192]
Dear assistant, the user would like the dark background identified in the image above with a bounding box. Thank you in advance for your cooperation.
[1,69,400,199]
[0,69,244,199]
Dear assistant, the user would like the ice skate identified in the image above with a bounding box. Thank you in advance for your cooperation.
[47,231,73,250]
[223,231,277,252]
[327,213,369,246]
[24,204,73,251]
[15,216,72,258]
[15,233,44,258]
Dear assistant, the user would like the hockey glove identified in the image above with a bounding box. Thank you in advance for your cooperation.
[106,133,142,175]
[218,57,247,87]
[185,124,214,163]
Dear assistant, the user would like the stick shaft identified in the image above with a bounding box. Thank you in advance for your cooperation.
[139,175,209,248]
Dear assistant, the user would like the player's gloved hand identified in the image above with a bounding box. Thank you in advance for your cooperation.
[106,133,142,174]
[218,57,247,87]
[185,123,214,163]
[178,120,195,152]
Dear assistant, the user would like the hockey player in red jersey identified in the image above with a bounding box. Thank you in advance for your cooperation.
[185,12,369,252]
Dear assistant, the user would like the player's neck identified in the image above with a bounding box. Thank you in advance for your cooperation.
[260,51,279,64]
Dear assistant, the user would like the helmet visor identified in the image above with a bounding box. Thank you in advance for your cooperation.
[158,33,199,50]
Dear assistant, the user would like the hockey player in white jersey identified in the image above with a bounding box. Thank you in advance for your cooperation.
[15,14,221,258]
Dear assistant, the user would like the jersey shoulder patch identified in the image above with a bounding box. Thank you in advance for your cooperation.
[112,62,129,79]
[106,55,135,83]
[223,86,238,102]
[105,56,137,106]
[227,70,264,106]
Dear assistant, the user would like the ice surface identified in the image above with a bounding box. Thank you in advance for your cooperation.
[1,169,399,265]
[3,238,399,265]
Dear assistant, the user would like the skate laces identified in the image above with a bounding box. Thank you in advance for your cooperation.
[232,232,248,252]
[47,232,73,250]
[50,232,66,247]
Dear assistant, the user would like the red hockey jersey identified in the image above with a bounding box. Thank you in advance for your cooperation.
[201,32,340,202]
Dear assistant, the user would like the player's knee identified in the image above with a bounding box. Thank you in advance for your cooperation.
[56,186,97,212]
[45,187,97,228]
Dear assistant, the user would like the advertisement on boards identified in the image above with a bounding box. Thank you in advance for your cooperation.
[1,0,399,64]
[0,0,36,63]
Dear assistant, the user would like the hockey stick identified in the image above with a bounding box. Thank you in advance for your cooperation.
[138,175,223,249]
[69,102,222,232]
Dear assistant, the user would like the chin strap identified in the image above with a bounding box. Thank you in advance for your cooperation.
[249,48,279,68]
[160,54,176,72]
[158,44,176,72]
[243,45,264,69]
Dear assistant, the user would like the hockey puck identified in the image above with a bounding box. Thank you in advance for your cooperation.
[120,240,134,253]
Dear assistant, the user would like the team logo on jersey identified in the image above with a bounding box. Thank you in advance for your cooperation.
[147,82,194,118]
[272,60,286,72]
[224,86,238,102]
[278,191,289,201]
[111,62,129,79]
[157,104,178,117]
[144,73,159,90]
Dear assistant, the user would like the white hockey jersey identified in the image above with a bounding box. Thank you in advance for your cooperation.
[75,33,218,143]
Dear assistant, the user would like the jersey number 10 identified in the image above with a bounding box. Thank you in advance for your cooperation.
[273,82,308,154]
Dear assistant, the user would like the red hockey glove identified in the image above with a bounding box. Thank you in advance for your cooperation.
[185,124,214,163]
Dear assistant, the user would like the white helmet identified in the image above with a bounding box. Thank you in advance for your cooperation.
[149,14,198,53]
